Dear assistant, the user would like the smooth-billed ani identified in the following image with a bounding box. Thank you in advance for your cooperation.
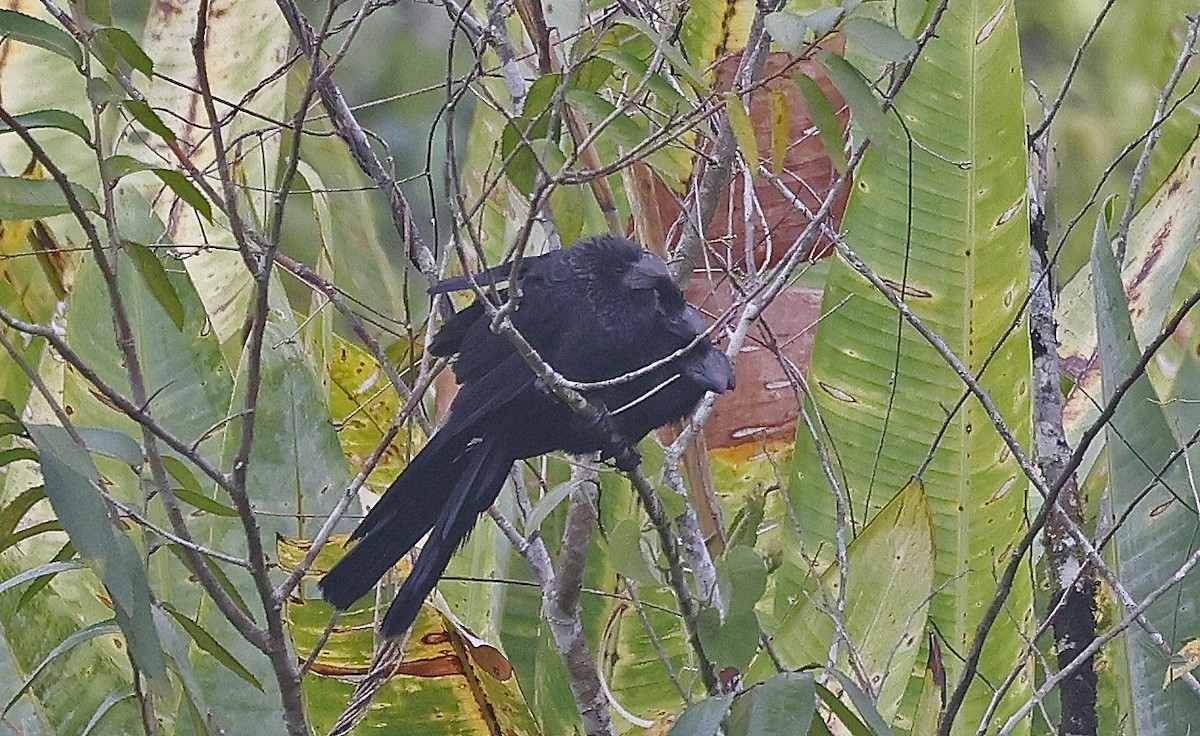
[319,235,735,637]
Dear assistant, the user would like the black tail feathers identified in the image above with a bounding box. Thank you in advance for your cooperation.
[319,433,514,639]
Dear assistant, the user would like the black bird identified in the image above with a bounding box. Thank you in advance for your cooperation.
[319,235,735,637]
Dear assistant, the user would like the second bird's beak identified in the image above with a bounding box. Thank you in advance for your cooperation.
[623,252,671,290]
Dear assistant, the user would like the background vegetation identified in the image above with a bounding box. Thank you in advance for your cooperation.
[1,0,1198,734]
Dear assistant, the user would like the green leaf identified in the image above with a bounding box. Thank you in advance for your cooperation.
[595,45,691,112]
[814,681,877,736]
[800,6,845,37]
[93,27,153,77]
[0,560,85,597]
[0,485,46,540]
[842,17,917,62]
[764,11,809,52]
[569,56,614,92]
[87,76,124,107]
[165,544,254,619]
[80,691,136,736]
[791,2,1033,728]
[796,73,847,173]
[770,479,934,721]
[0,109,90,142]
[162,603,264,691]
[1059,133,1200,475]
[1092,208,1200,730]
[26,424,167,686]
[504,137,567,195]
[151,168,212,222]
[77,427,143,466]
[171,488,238,517]
[668,693,734,736]
[825,669,895,736]
[17,541,76,609]
[1,619,121,716]
[123,241,187,329]
[523,73,562,119]
[0,176,99,219]
[717,545,767,618]
[548,186,585,246]
[0,447,39,467]
[151,606,216,735]
[526,480,574,533]
[1103,192,1119,227]
[564,89,648,149]
[0,9,82,66]
[725,492,764,550]
[122,100,176,142]
[161,455,203,494]
[104,154,150,181]
[697,604,760,674]
[0,398,18,420]
[725,671,816,736]
[817,52,885,143]
[616,18,707,92]
[605,518,659,585]
[0,520,63,555]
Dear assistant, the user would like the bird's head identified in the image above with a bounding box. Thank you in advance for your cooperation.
[621,248,672,291]
[574,235,674,291]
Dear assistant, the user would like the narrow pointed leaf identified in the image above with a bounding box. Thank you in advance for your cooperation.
[171,488,238,517]
[0,109,90,142]
[1,619,121,716]
[77,427,144,467]
[842,17,917,62]
[26,424,167,686]
[0,560,85,597]
[817,52,885,143]
[0,9,82,66]
[150,168,212,222]
[725,93,760,169]
[796,73,847,173]
[79,690,136,736]
[162,603,263,691]
[1092,211,1200,730]
[93,27,153,77]
[123,241,187,329]
[0,176,98,218]
[122,100,176,142]
[0,447,38,467]
[0,485,46,540]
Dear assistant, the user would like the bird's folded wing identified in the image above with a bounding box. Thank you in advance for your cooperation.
[428,248,579,296]
[441,351,539,433]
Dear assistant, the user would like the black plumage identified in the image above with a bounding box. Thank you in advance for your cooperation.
[319,235,735,637]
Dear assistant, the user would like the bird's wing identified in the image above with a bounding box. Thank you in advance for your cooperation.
[428,262,520,295]
[429,299,485,358]
[378,433,514,637]
[441,351,539,433]
[428,249,577,295]
[318,426,462,608]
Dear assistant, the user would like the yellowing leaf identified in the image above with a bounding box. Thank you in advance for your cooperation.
[1165,639,1200,687]
[769,89,788,176]
[328,337,425,493]
[725,92,759,171]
